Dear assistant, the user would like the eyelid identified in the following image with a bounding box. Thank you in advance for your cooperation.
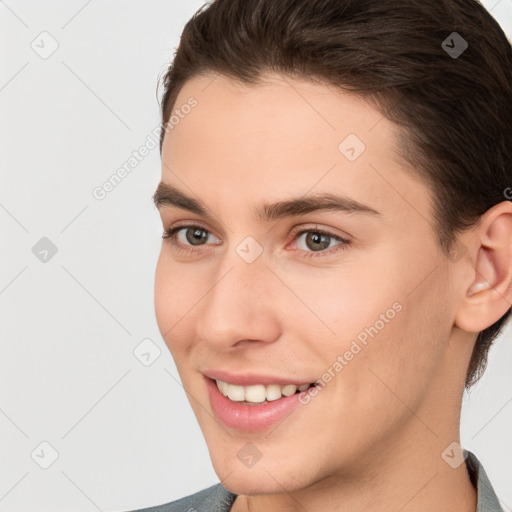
[162,221,351,258]
[165,221,350,241]
[288,223,350,243]
[163,221,221,244]
[286,225,350,258]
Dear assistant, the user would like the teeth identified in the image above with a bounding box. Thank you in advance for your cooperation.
[227,383,245,401]
[244,384,266,402]
[281,384,297,396]
[265,384,282,401]
[215,379,313,403]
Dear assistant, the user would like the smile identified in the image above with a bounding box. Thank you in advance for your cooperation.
[206,376,320,431]
[216,379,317,404]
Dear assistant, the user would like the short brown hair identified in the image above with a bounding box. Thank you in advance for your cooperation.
[157,0,512,389]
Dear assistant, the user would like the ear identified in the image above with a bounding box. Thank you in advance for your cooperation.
[454,201,512,333]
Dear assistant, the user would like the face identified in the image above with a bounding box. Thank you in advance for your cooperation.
[153,73,464,495]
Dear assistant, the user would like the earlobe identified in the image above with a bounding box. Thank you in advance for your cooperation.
[454,202,512,333]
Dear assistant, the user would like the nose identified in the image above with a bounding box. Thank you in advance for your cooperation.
[194,252,281,351]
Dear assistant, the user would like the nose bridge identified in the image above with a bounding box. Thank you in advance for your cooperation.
[195,245,279,347]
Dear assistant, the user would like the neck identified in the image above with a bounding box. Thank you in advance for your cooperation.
[232,411,477,512]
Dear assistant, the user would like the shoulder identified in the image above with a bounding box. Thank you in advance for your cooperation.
[464,449,505,512]
[128,482,238,512]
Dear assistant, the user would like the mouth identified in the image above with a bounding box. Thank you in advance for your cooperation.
[205,376,320,431]
[214,378,318,405]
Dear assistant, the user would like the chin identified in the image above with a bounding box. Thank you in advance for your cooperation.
[221,475,299,497]
[213,457,316,497]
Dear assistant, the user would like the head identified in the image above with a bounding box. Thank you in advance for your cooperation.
[152,0,512,496]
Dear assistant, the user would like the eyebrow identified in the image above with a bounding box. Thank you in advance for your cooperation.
[152,181,381,221]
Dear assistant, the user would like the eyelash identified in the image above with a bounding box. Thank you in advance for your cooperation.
[161,223,351,259]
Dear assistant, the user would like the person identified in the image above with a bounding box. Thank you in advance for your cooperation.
[132,0,512,510]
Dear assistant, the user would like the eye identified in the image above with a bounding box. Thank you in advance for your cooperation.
[162,224,219,254]
[161,223,350,259]
[288,225,350,259]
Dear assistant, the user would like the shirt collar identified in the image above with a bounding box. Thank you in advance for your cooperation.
[464,449,504,512]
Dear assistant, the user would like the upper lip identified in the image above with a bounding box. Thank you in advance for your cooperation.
[203,369,316,387]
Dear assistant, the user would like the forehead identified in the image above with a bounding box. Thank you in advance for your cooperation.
[161,73,433,232]
[167,73,393,156]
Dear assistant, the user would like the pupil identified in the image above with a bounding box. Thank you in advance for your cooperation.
[186,228,207,245]
[307,232,330,251]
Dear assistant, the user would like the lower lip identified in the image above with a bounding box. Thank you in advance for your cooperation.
[205,377,317,432]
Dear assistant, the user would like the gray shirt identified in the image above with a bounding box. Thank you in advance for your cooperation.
[131,449,504,512]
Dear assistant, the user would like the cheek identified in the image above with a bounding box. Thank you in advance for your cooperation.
[154,251,191,345]
[338,285,447,421]
[305,261,441,404]
[153,252,169,332]
[283,266,402,356]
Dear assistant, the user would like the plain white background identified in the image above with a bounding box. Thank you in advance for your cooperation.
[0,1,511,511]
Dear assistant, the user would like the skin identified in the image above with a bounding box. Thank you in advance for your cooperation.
[153,72,512,512]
